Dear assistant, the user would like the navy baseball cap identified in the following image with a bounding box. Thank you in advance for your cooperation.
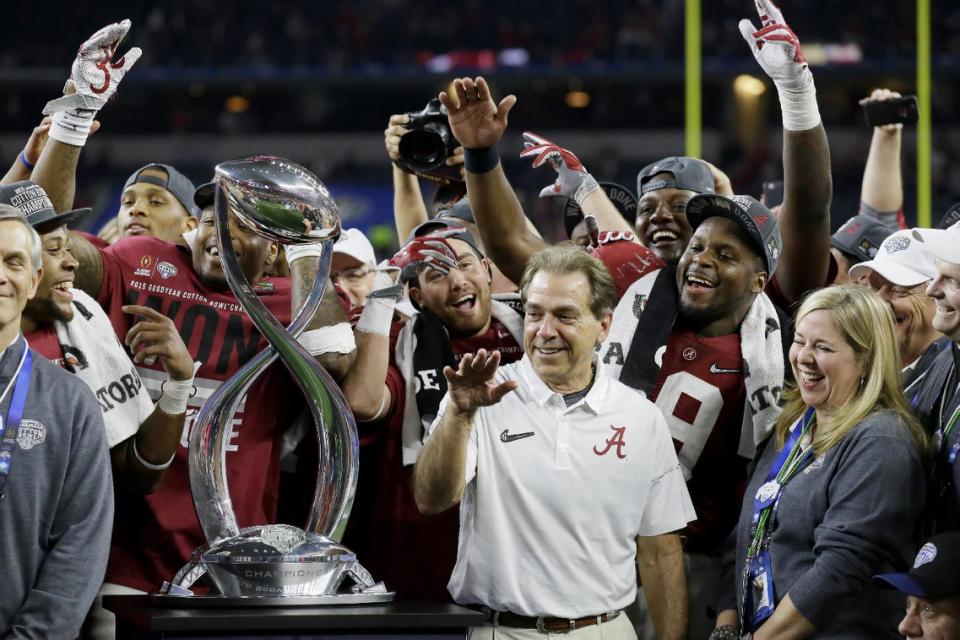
[830,215,891,264]
[0,180,91,234]
[637,157,715,199]
[938,202,960,230]
[563,182,638,238]
[685,194,782,274]
[406,218,483,259]
[193,181,215,210]
[124,163,200,218]
[874,531,960,599]
[436,199,474,225]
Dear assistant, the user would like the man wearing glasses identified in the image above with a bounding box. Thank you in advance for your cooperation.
[332,229,378,309]
[849,228,946,396]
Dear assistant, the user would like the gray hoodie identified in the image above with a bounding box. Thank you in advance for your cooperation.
[0,336,113,639]
[719,409,925,638]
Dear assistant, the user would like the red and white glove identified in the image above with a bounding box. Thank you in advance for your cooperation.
[739,0,819,131]
[520,132,599,206]
[43,19,142,146]
[388,230,460,285]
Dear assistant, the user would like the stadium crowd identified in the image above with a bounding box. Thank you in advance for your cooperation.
[3,3,960,640]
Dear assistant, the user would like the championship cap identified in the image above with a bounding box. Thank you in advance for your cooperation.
[563,182,638,238]
[684,194,782,274]
[874,531,960,599]
[912,223,960,265]
[636,157,715,199]
[124,163,200,218]
[332,228,377,267]
[406,218,483,259]
[0,180,91,234]
[830,215,891,265]
[849,229,936,287]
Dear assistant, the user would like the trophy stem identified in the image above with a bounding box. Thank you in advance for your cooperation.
[188,186,358,547]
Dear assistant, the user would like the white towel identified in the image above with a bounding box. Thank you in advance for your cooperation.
[736,292,785,458]
[54,289,155,447]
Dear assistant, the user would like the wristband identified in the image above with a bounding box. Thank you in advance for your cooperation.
[464,145,500,174]
[708,625,740,640]
[157,368,197,416]
[18,151,34,171]
[283,243,326,263]
[356,293,399,336]
[49,107,98,147]
[775,75,821,132]
[573,174,600,206]
[132,437,176,471]
[298,323,356,356]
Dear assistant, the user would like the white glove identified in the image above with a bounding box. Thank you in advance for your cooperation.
[738,0,820,131]
[44,19,142,146]
[519,131,599,205]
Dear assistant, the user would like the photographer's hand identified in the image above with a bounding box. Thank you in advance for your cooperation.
[439,76,516,150]
[384,113,410,164]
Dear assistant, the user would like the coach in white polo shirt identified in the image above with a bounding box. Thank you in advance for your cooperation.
[414,245,694,640]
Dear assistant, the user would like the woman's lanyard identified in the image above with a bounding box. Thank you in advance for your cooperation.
[742,406,816,631]
[0,341,34,501]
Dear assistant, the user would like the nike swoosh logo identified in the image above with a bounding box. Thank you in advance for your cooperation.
[500,429,535,443]
[709,362,741,375]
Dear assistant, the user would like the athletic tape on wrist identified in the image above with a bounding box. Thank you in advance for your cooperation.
[573,174,600,206]
[298,323,356,355]
[284,243,326,263]
[776,75,821,131]
[132,437,176,471]
[49,108,98,147]
[158,373,196,416]
[356,295,397,336]
[464,146,500,174]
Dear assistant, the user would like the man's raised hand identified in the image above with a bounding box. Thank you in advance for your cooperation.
[443,349,518,413]
[520,131,599,205]
[439,77,516,150]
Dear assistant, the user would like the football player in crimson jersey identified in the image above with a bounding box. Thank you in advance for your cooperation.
[339,223,525,599]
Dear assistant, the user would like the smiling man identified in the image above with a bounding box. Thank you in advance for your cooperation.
[910,224,960,535]
[414,245,694,640]
[340,221,524,599]
[116,164,199,244]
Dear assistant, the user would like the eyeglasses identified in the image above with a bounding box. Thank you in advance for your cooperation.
[331,267,372,284]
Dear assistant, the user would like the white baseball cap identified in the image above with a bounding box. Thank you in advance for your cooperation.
[849,228,937,287]
[912,222,960,265]
[333,228,376,266]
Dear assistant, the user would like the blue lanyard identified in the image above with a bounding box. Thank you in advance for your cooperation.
[748,407,816,557]
[0,347,34,500]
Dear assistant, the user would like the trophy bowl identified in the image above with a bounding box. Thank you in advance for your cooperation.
[214,155,341,245]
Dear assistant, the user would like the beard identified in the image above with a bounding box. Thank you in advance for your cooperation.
[24,296,74,327]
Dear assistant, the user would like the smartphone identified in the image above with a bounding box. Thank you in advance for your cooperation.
[863,95,918,127]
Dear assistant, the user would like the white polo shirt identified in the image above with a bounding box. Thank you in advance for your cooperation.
[426,355,695,617]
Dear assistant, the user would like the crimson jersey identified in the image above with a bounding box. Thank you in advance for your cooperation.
[94,236,302,592]
[344,313,523,600]
[646,329,747,552]
[24,324,66,368]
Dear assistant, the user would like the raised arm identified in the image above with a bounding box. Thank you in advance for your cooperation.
[441,76,544,284]
[413,348,517,515]
[33,20,140,212]
[385,113,432,240]
[858,88,904,231]
[1,116,53,186]
[740,0,832,304]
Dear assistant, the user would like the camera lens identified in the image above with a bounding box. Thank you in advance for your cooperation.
[399,123,451,171]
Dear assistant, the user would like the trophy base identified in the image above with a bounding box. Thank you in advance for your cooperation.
[162,524,394,602]
[150,591,396,607]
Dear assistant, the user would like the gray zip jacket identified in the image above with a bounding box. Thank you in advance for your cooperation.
[0,336,113,639]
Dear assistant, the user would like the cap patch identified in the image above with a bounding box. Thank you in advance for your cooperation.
[885,236,910,254]
[914,542,937,568]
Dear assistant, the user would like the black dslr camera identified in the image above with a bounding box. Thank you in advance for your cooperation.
[396,98,462,184]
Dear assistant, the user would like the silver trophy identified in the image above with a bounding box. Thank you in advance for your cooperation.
[162,156,391,604]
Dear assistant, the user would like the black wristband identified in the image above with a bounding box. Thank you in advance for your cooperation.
[464,145,500,174]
